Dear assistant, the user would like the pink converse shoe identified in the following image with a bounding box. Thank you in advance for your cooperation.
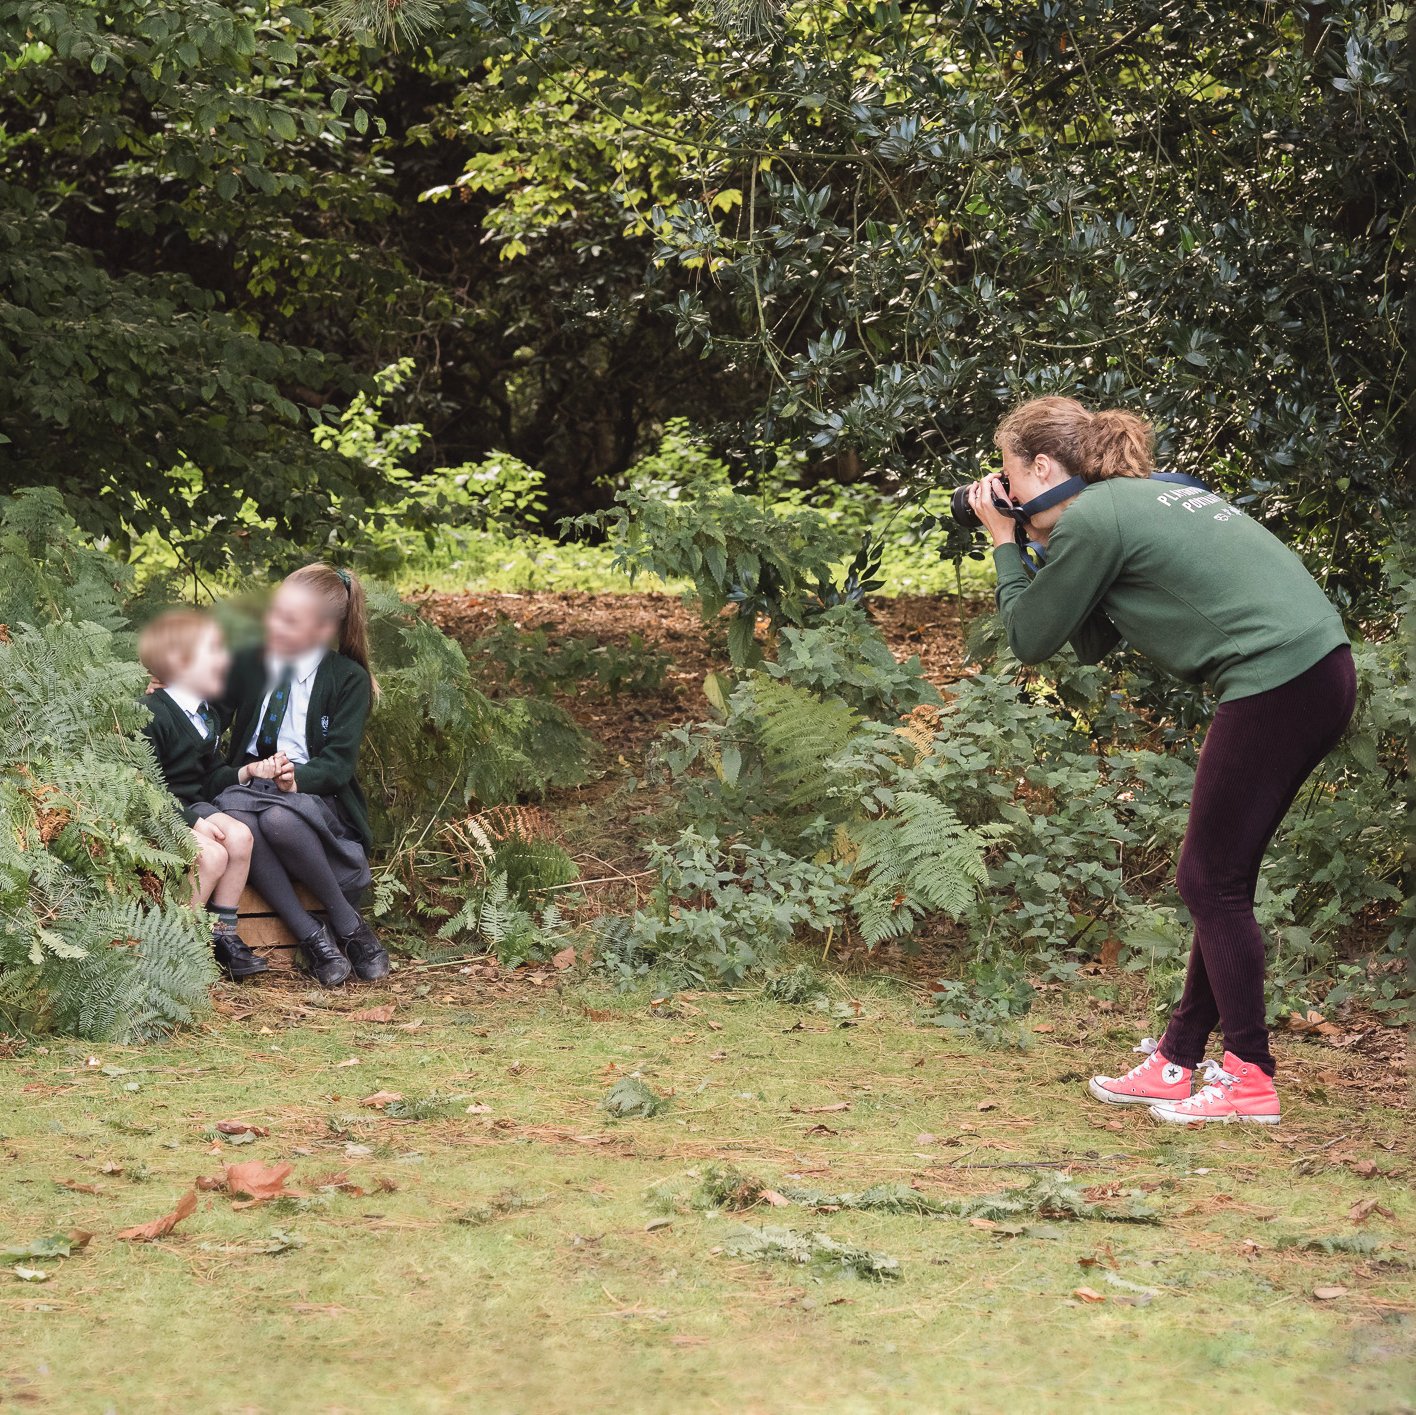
[1088,1037,1194,1107]
[1148,1052,1281,1126]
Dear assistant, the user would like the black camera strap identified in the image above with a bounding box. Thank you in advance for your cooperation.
[1016,471,1212,573]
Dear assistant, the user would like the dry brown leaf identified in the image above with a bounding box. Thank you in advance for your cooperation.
[1312,1285,1348,1301]
[215,1121,269,1138]
[1348,1197,1394,1224]
[350,1005,396,1024]
[360,1091,403,1109]
[977,1100,999,1112]
[791,1102,850,1114]
[551,945,576,971]
[195,1175,224,1192]
[58,1180,101,1196]
[117,1189,197,1242]
[1072,1287,1106,1304]
[223,1161,294,1202]
[1351,1159,1378,1179]
[759,1190,790,1207]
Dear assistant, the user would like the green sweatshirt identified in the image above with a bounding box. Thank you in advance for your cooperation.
[993,477,1348,701]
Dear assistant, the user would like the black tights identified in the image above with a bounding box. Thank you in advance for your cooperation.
[228,807,362,940]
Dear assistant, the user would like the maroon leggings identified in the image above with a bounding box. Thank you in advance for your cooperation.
[1158,645,1356,1076]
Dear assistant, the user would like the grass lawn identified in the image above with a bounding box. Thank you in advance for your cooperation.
[2,969,1411,1415]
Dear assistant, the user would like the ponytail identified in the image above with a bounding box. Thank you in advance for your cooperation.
[1077,408,1153,482]
[994,396,1154,482]
[284,563,380,701]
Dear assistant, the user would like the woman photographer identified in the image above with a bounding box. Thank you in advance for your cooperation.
[969,396,1353,1126]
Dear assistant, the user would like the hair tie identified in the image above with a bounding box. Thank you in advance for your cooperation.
[334,568,352,593]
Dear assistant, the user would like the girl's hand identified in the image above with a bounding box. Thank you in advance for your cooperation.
[240,757,280,784]
[969,475,1022,548]
[275,758,298,793]
[192,816,226,844]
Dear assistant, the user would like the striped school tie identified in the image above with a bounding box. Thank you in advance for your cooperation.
[254,665,294,759]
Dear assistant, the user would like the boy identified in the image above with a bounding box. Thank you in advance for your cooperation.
[138,610,269,981]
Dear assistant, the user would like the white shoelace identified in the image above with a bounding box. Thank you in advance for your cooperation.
[1185,1058,1236,1105]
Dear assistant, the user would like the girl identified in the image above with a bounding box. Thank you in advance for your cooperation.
[209,564,389,988]
[968,396,1353,1126]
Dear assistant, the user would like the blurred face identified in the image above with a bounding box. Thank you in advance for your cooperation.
[264,582,337,659]
[178,623,231,700]
[1000,448,1076,537]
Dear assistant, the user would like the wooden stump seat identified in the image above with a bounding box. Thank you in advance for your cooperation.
[237,884,327,970]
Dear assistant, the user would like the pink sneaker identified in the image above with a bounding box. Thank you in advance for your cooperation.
[1088,1038,1194,1107]
[1149,1052,1281,1126]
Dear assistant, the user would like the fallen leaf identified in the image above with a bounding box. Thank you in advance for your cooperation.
[1312,1285,1348,1301]
[360,1091,403,1109]
[215,1121,269,1138]
[11,1266,49,1283]
[760,1190,790,1207]
[1033,1023,1055,1034]
[969,1218,998,1231]
[551,945,576,971]
[645,1218,673,1232]
[334,1057,361,1068]
[791,1102,849,1114]
[803,1123,838,1137]
[915,1132,939,1146]
[195,1175,224,1191]
[706,1020,723,1032]
[1348,1197,1394,1224]
[977,1100,998,1113]
[117,1190,198,1242]
[223,1162,294,1202]
[57,1180,101,1196]
[1072,1287,1106,1304]
[100,1162,124,1176]
[465,1103,492,1115]
[351,1005,396,1024]
[1351,1159,1378,1179]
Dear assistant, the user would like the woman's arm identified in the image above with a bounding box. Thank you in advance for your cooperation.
[292,670,371,796]
[992,504,1125,666]
[1069,609,1123,665]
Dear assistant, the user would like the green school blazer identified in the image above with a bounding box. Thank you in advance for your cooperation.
[141,688,223,825]
[210,646,374,849]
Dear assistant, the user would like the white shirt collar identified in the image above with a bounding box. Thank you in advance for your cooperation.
[165,684,207,717]
[267,645,327,686]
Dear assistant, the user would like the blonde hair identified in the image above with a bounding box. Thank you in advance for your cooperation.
[138,610,216,684]
[994,396,1154,482]
[284,563,379,700]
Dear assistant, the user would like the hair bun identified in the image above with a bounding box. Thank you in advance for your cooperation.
[1080,408,1154,481]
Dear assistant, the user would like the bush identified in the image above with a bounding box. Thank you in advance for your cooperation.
[0,492,213,1042]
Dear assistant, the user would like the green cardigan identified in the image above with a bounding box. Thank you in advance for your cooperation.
[210,646,374,848]
[993,478,1349,701]
[141,688,222,825]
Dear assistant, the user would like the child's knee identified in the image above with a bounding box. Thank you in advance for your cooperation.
[216,816,254,859]
[196,836,228,875]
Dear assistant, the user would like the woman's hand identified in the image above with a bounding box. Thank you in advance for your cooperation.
[968,474,1021,548]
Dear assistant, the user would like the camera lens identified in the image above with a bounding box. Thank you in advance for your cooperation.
[949,484,979,527]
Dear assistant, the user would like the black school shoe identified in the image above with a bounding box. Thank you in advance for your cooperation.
[213,930,269,981]
[339,917,391,982]
[297,923,353,988]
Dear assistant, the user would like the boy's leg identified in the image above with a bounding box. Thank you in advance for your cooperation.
[206,813,253,908]
[189,823,228,907]
[193,815,266,980]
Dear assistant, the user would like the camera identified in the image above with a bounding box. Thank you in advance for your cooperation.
[948,473,1026,530]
